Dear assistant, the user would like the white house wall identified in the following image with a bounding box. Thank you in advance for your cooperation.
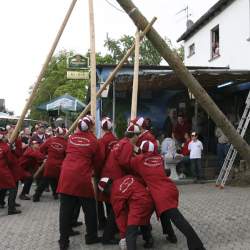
[183,0,250,70]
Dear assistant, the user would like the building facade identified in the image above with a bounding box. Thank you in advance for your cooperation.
[178,0,250,69]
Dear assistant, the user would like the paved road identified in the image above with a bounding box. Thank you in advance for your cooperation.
[1,183,250,250]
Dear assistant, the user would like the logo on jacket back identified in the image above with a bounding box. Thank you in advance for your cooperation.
[108,140,118,150]
[69,136,90,147]
[119,177,134,193]
[51,143,65,151]
[144,156,162,168]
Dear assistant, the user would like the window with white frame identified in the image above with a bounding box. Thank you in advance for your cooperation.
[188,43,195,57]
[211,25,220,58]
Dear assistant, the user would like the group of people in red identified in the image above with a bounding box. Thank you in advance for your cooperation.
[0,115,206,250]
[0,124,68,215]
[57,115,206,250]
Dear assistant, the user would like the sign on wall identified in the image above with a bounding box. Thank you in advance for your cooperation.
[67,54,89,70]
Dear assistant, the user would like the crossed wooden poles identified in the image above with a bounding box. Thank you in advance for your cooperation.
[10,0,250,167]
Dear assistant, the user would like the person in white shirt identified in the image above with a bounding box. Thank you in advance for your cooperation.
[188,132,203,181]
[161,132,177,159]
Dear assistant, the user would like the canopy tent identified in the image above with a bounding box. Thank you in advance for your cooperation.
[37,94,86,112]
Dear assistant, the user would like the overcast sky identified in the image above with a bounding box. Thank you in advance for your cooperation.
[0,0,218,115]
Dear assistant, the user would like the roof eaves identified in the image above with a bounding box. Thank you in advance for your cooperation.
[177,0,235,42]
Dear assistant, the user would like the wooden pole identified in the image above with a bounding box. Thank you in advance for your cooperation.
[130,29,140,120]
[116,0,250,164]
[66,17,157,136]
[88,0,97,132]
[9,0,78,144]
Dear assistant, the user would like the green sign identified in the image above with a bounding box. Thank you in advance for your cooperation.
[67,54,89,70]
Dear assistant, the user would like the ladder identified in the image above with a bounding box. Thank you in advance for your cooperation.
[216,90,250,188]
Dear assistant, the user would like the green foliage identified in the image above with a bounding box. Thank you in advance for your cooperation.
[103,34,184,65]
[104,34,162,65]
[30,50,88,120]
[115,112,128,139]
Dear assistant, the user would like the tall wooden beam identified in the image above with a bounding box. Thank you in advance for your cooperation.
[116,0,250,164]
[9,0,78,144]
[88,0,97,131]
[66,17,157,136]
[130,29,140,120]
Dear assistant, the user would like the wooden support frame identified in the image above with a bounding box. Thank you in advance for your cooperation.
[130,29,140,120]
[88,0,97,132]
[9,0,78,144]
[116,0,250,164]
[66,17,157,136]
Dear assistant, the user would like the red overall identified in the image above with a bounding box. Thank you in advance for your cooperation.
[131,152,179,216]
[110,175,154,238]
[40,136,67,179]
[0,141,16,189]
[57,131,98,198]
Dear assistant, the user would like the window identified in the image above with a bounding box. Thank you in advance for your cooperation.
[188,43,195,57]
[211,25,220,59]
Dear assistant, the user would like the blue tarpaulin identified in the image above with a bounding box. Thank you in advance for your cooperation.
[37,94,86,112]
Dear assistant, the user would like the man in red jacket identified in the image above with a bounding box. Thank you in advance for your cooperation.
[95,117,119,240]
[0,127,21,215]
[133,117,158,152]
[99,124,140,245]
[101,124,140,181]
[98,175,154,250]
[33,127,67,202]
[57,116,100,250]
[131,140,206,250]
[18,141,45,200]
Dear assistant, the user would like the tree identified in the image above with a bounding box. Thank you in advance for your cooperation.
[30,50,89,120]
[104,34,184,65]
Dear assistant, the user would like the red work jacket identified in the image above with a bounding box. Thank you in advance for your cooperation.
[131,152,179,216]
[9,138,26,182]
[57,131,98,198]
[0,141,16,189]
[40,136,67,179]
[110,175,154,238]
[136,130,158,153]
[95,132,118,178]
[18,147,45,179]
[101,137,133,181]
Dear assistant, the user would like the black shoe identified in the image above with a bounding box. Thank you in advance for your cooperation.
[14,203,21,207]
[19,194,31,200]
[58,240,69,250]
[144,237,154,248]
[102,238,119,245]
[71,221,83,228]
[166,234,177,244]
[69,230,80,237]
[85,236,102,245]
[8,209,22,215]
[33,195,40,202]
